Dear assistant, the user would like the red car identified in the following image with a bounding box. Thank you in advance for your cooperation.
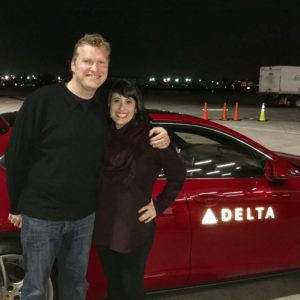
[1,110,300,299]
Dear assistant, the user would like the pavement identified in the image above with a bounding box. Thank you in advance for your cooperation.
[0,97,23,114]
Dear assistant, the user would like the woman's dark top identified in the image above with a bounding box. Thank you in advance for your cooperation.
[93,120,186,253]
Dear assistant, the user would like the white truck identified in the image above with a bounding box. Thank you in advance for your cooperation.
[258,66,300,107]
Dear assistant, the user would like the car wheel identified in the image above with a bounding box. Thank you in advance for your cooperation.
[0,241,56,300]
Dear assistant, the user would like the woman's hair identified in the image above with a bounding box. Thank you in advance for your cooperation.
[108,79,148,122]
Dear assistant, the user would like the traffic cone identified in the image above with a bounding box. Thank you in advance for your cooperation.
[221,102,227,121]
[202,102,208,120]
[233,102,239,121]
[259,103,266,121]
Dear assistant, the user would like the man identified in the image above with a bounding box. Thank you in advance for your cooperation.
[6,33,169,300]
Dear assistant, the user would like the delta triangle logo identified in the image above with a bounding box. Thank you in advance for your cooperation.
[201,208,218,224]
[201,207,275,225]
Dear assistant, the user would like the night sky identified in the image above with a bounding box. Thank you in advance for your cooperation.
[1,0,300,80]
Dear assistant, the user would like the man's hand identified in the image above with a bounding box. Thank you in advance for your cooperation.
[8,213,22,228]
[149,127,170,149]
[138,200,157,223]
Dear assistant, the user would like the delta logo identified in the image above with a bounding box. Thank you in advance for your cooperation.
[201,206,275,225]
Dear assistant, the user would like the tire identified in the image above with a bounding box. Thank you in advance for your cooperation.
[0,240,56,299]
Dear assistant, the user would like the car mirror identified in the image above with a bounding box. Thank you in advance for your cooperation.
[264,159,289,183]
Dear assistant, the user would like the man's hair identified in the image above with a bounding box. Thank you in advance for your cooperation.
[72,33,111,60]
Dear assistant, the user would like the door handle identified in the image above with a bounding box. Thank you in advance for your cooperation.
[192,194,220,205]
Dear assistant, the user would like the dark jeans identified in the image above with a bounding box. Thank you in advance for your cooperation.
[21,213,95,300]
[96,232,155,300]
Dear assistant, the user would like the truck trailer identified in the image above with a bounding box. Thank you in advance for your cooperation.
[258,66,300,107]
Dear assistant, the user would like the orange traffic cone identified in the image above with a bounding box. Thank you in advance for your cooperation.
[221,102,227,121]
[202,102,208,120]
[233,102,239,121]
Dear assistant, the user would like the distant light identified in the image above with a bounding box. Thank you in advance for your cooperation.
[4,75,9,80]
[246,86,251,90]
[185,78,191,82]
[26,76,30,80]
[149,77,156,82]
[167,77,171,82]
[175,78,179,82]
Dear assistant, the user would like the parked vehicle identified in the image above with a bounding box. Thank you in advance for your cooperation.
[1,110,300,299]
[258,65,300,107]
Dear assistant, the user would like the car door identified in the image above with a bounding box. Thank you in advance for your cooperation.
[144,181,190,290]
[167,123,300,284]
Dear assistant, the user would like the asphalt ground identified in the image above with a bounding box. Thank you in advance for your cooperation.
[1,94,300,299]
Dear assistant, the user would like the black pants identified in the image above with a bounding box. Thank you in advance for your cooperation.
[96,233,154,300]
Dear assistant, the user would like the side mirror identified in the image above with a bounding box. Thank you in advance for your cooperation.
[264,159,289,183]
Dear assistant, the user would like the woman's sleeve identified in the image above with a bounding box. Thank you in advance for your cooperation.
[153,146,186,215]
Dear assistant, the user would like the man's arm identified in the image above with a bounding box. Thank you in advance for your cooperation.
[6,94,40,217]
[149,127,170,149]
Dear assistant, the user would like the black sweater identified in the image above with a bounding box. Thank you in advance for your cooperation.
[6,84,108,220]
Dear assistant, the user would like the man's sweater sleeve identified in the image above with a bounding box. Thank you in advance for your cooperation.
[5,95,40,214]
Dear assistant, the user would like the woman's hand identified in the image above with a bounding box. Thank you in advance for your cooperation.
[8,213,22,228]
[138,200,157,223]
[149,127,170,149]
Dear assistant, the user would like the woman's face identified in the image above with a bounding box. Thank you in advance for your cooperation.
[110,92,137,129]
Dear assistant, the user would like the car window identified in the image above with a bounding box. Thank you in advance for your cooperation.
[168,125,266,178]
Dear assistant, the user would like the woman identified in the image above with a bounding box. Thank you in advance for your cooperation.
[93,79,186,300]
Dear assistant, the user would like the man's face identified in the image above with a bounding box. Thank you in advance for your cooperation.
[71,44,109,93]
